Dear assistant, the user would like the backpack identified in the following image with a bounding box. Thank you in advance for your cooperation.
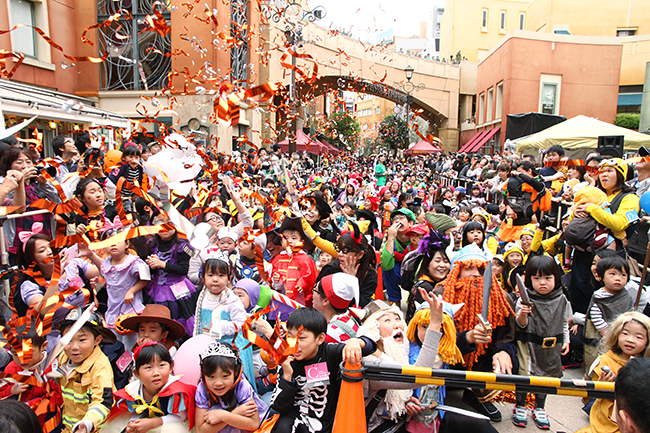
[563,216,609,252]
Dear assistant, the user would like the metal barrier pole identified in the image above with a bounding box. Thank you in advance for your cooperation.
[363,360,615,400]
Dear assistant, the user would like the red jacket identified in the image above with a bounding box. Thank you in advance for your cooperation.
[0,361,47,402]
[271,251,317,307]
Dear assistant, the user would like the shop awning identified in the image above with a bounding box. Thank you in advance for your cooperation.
[0,79,130,129]
[468,127,500,152]
[458,129,489,152]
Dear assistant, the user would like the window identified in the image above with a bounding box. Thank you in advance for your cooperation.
[500,11,506,33]
[375,106,380,114]
[519,12,525,30]
[486,88,494,122]
[617,28,637,37]
[358,108,372,117]
[97,1,172,91]
[495,82,503,120]
[9,0,37,57]
[539,74,562,115]
[478,92,485,124]
[481,9,488,31]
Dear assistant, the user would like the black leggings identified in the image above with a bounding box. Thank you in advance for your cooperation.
[516,392,547,409]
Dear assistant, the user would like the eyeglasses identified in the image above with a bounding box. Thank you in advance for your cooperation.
[206,216,222,223]
[338,247,355,254]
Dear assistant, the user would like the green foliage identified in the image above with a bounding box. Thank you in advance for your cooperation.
[324,110,361,151]
[615,113,640,130]
[379,114,409,152]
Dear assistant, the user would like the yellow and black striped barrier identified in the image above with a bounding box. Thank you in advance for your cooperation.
[363,360,615,400]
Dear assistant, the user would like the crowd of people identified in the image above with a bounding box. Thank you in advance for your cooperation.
[0,133,649,433]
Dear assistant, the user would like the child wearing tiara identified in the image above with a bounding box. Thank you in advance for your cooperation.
[103,342,196,433]
[195,342,267,433]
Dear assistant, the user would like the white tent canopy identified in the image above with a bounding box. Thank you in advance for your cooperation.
[516,115,650,156]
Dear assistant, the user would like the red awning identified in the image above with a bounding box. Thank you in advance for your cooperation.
[404,140,442,155]
[278,130,330,155]
[458,129,489,153]
[468,127,500,152]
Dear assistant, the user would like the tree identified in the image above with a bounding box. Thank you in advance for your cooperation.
[615,113,640,131]
[324,110,360,151]
[379,114,409,153]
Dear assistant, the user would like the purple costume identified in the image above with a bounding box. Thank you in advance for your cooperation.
[145,238,197,336]
[195,376,268,433]
[101,254,147,327]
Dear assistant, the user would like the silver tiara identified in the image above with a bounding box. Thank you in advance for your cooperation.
[200,341,238,361]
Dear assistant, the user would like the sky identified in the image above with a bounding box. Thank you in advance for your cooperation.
[307,0,445,42]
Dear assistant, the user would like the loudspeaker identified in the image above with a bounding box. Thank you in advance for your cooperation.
[597,135,624,158]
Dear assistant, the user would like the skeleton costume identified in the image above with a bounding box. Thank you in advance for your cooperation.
[270,336,377,433]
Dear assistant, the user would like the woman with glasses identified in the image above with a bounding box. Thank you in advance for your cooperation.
[315,223,378,307]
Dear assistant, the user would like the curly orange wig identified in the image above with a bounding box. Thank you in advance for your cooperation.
[407,309,464,365]
[441,259,514,368]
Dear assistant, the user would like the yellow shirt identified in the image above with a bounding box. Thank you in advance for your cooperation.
[586,191,639,239]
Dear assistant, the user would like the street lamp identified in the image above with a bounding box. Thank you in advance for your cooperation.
[405,65,414,82]
[394,66,425,150]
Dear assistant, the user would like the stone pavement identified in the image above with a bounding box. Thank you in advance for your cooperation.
[443,366,591,433]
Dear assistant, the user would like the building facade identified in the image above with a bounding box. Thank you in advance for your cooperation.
[464,31,622,151]
[2,0,266,153]
[440,0,535,62]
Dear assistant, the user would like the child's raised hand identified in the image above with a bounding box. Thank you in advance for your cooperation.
[519,304,532,317]
[419,287,443,331]
[561,342,570,356]
[76,224,87,235]
[253,318,274,338]
[204,408,225,425]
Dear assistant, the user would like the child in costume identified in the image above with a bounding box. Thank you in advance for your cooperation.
[406,303,495,433]
[119,304,187,358]
[144,219,197,337]
[82,225,149,347]
[380,208,416,306]
[53,309,115,433]
[512,255,571,429]
[577,312,650,433]
[270,216,318,307]
[103,343,196,433]
[195,342,267,433]
[270,308,377,433]
[232,232,271,284]
[193,258,256,391]
[312,272,361,343]
[582,255,634,374]
[107,144,146,213]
